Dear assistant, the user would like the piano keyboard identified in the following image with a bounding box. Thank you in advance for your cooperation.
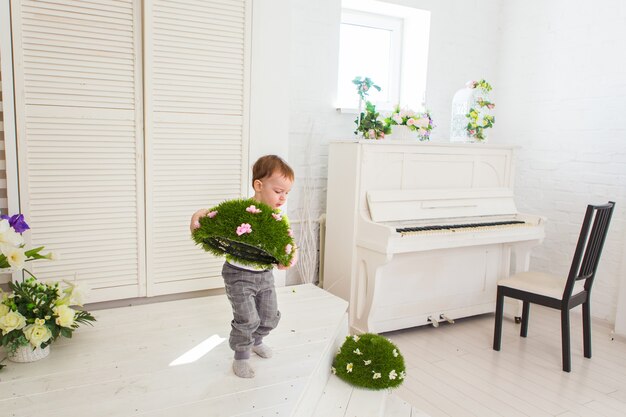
[396,220,527,236]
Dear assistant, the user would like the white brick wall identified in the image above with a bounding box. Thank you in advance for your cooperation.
[494,0,626,323]
[286,0,626,326]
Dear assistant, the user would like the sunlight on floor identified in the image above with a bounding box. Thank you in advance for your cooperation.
[169,334,226,366]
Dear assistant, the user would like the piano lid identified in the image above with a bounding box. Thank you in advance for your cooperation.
[367,187,518,223]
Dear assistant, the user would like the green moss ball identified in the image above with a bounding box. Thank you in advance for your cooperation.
[332,333,406,390]
[192,198,295,270]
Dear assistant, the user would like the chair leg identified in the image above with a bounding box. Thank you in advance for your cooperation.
[493,289,504,351]
[561,308,571,372]
[520,301,530,337]
[582,302,592,358]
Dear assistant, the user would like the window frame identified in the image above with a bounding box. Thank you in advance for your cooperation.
[337,9,404,112]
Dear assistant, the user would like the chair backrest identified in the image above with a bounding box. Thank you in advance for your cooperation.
[563,201,615,299]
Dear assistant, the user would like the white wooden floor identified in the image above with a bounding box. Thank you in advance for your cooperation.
[384,306,626,417]
[4,290,626,417]
[0,284,348,417]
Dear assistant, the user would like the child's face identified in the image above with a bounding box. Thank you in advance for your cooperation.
[253,173,293,209]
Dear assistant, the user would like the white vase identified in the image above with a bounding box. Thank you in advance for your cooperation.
[8,344,50,363]
[388,125,414,140]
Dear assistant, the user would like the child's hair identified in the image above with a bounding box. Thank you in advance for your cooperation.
[252,155,294,186]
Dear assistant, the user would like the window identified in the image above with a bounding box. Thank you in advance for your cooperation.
[337,10,403,110]
[336,0,431,112]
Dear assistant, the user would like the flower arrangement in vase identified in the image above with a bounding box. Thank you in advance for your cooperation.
[465,79,495,141]
[352,77,390,140]
[0,214,96,366]
[384,105,435,141]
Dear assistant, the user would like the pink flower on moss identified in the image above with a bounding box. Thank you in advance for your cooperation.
[207,211,218,218]
[272,213,283,221]
[246,205,262,214]
[285,244,293,254]
[236,223,252,236]
[287,229,294,237]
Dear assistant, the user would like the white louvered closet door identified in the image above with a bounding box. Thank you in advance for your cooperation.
[11,0,145,302]
[144,0,250,296]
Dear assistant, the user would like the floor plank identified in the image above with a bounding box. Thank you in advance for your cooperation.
[385,306,626,417]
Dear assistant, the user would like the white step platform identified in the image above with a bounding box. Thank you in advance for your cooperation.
[0,284,348,417]
[313,374,430,417]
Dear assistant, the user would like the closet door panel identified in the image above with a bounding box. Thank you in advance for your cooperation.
[12,0,145,302]
[144,0,251,296]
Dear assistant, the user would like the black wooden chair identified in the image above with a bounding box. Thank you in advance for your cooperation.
[493,201,615,372]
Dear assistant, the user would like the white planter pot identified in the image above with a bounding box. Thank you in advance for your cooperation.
[8,344,50,363]
[387,125,414,140]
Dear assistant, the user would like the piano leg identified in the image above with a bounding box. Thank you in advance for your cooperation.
[351,248,392,334]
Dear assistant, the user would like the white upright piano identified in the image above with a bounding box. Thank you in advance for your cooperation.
[322,141,545,334]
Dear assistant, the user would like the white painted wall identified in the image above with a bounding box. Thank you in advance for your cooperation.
[283,0,626,327]
[250,0,290,164]
[249,0,291,286]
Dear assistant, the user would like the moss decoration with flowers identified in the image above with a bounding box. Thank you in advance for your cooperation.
[192,198,296,270]
[332,333,406,390]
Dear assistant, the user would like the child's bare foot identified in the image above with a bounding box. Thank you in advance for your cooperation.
[252,343,273,358]
[233,359,255,378]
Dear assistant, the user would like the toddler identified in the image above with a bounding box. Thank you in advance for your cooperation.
[190,155,295,378]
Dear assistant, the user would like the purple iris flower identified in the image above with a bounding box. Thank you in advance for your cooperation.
[0,214,30,233]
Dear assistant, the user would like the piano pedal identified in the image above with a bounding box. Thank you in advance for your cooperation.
[440,314,455,324]
[427,316,440,328]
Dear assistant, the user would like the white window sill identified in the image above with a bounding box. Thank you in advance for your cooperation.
[336,105,395,115]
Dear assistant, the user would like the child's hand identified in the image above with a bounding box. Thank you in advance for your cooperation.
[277,245,298,270]
[189,209,209,233]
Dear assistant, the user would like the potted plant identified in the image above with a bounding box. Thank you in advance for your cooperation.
[384,105,435,141]
[0,214,96,365]
[354,101,391,140]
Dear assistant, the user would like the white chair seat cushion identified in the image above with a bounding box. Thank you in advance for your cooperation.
[497,271,585,300]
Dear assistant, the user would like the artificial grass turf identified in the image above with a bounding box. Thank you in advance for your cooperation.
[192,198,296,269]
[332,333,406,390]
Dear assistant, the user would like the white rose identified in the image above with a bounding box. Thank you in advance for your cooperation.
[0,303,9,317]
[0,310,27,335]
[54,304,76,328]
[23,323,53,347]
